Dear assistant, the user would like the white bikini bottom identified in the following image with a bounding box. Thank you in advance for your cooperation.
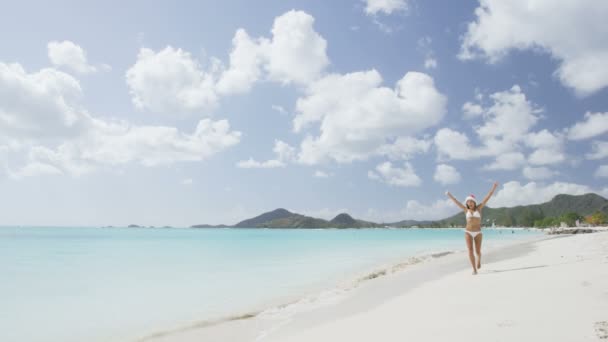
[464,230,482,238]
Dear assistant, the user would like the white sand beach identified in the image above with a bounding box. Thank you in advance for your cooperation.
[148,231,608,342]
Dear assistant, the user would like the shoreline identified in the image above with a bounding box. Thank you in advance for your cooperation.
[264,231,608,342]
[135,247,467,341]
[141,232,552,341]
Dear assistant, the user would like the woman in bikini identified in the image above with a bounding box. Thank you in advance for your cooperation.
[445,182,498,275]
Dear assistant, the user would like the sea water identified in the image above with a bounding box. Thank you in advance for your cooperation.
[0,226,540,341]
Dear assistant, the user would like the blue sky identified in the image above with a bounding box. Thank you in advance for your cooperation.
[1,0,607,226]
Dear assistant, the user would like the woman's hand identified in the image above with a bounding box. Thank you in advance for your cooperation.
[446,191,466,210]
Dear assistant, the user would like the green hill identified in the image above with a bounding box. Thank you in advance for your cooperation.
[387,219,434,227]
[259,213,330,228]
[231,208,332,228]
[191,193,607,228]
[233,208,296,227]
[199,209,381,228]
[190,224,230,228]
[329,213,382,228]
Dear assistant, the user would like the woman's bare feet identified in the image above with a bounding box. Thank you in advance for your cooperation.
[472,269,478,275]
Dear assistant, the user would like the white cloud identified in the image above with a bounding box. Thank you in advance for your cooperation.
[436,85,541,162]
[525,129,564,149]
[524,130,566,165]
[368,161,421,187]
[133,12,440,170]
[527,148,566,165]
[295,71,446,164]
[6,161,63,179]
[459,0,608,96]
[181,178,193,185]
[236,158,285,169]
[216,29,264,95]
[483,152,526,170]
[586,141,608,160]
[236,140,294,169]
[462,101,483,119]
[434,164,461,185]
[313,170,330,178]
[0,63,86,143]
[273,140,296,162]
[567,112,608,140]
[82,118,241,167]
[271,105,288,115]
[13,118,241,176]
[475,85,540,147]
[434,128,481,160]
[418,36,438,70]
[371,18,398,34]
[595,165,608,178]
[47,40,108,74]
[491,181,595,207]
[437,86,569,167]
[125,46,220,114]
[263,10,329,85]
[522,166,557,180]
[377,136,431,161]
[364,0,408,15]
[7,144,94,178]
[0,62,241,177]
[219,10,329,90]
[424,57,437,69]
[128,10,328,113]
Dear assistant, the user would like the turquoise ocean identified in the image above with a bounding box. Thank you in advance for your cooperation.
[0,226,541,341]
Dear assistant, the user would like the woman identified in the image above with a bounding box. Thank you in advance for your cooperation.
[446,182,498,275]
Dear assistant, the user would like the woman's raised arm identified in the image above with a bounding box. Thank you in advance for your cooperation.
[445,191,467,211]
[478,182,499,209]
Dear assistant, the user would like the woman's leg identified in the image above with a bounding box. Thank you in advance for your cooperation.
[474,233,483,269]
[465,232,477,274]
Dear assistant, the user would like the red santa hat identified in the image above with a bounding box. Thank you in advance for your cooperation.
[464,194,477,205]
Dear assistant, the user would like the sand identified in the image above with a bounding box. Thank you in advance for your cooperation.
[145,231,608,341]
[266,232,608,342]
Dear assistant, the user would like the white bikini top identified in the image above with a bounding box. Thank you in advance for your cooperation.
[466,210,481,220]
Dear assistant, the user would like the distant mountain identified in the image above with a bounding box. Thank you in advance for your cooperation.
[255,210,330,228]
[192,209,381,228]
[234,209,382,228]
[436,193,608,227]
[190,193,607,229]
[329,213,381,228]
[234,208,293,227]
[191,224,230,228]
[330,213,356,226]
[387,219,434,227]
